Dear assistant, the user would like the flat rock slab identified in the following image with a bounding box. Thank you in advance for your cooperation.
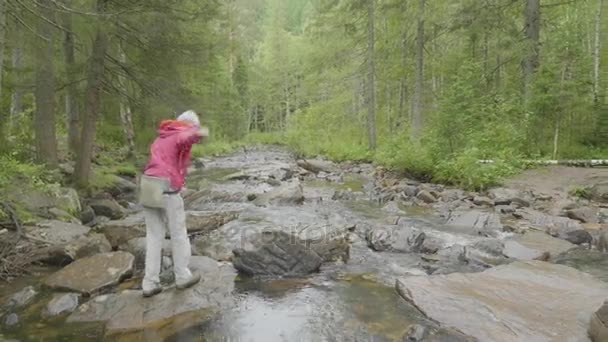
[503,231,575,260]
[25,220,90,245]
[396,261,608,342]
[44,252,134,295]
[67,256,236,339]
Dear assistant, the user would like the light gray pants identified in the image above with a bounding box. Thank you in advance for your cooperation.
[142,193,192,291]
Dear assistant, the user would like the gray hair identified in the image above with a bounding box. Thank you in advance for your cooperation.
[176,110,200,127]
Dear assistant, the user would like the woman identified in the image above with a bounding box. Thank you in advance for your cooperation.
[139,110,208,297]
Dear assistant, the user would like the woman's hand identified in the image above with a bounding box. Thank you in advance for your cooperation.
[198,127,209,137]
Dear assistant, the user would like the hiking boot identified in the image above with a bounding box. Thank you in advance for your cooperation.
[176,273,201,290]
[142,286,163,298]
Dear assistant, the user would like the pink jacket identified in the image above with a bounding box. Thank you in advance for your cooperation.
[144,120,201,190]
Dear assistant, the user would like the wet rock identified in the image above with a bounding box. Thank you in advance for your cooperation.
[487,188,530,207]
[186,210,239,233]
[44,252,134,295]
[564,230,593,245]
[591,182,608,203]
[252,180,304,206]
[554,248,608,282]
[67,256,236,339]
[589,300,608,342]
[4,313,18,326]
[297,159,338,174]
[417,190,437,204]
[515,208,582,238]
[402,185,419,198]
[419,236,442,254]
[426,328,477,342]
[396,261,608,341]
[467,239,508,266]
[108,175,137,197]
[473,196,493,207]
[567,207,599,223]
[45,293,81,316]
[196,205,352,272]
[89,199,127,220]
[366,225,426,253]
[53,187,82,215]
[233,230,324,276]
[101,214,145,248]
[503,231,575,260]
[446,210,503,237]
[5,286,37,309]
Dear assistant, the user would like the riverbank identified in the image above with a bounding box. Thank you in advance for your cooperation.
[1,145,608,341]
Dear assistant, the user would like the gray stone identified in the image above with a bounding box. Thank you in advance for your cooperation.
[6,286,37,308]
[53,187,82,215]
[45,293,81,316]
[515,208,582,238]
[48,208,81,224]
[62,233,113,260]
[80,206,96,225]
[122,237,172,269]
[90,199,127,220]
[25,220,90,246]
[591,182,608,203]
[4,313,18,326]
[396,261,608,342]
[366,225,426,253]
[44,252,134,295]
[503,231,575,260]
[416,190,437,204]
[101,214,145,248]
[186,210,239,233]
[564,230,593,245]
[108,175,137,196]
[567,207,599,223]
[487,187,530,207]
[446,210,503,237]
[297,159,338,174]
[440,189,465,202]
[403,185,419,198]
[473,196,493,207]
[252,180,304,206]
[67,257,236,339]
[589,300,608,342]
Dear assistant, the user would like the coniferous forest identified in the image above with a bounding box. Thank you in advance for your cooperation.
[0,0,606,191]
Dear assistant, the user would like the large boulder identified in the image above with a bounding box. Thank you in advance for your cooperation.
[503,230,575,261]
[121,237,172,269]
[24,221,98,265]
[89,199,127,220]
[61,233,112,261]
[67,256,236,340]
[554,248,608,282]
[101,214,145,248]
[396,261,608,341]
[445,210,503,237]
[195,205,352,276]
[44,252,134,295]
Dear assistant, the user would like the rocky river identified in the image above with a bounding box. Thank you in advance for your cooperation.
[1,145,608,341]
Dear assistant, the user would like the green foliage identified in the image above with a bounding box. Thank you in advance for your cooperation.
[569,186,592,199]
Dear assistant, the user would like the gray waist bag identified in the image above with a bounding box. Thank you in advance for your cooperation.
[139,175,170,208]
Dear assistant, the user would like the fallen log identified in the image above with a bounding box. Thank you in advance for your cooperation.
[477,159,608,167]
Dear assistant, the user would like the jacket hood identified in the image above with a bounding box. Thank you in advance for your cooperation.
[157,120,194,138]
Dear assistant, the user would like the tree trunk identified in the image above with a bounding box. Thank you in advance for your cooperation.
[9,18,23,130]
[593,0,603,105]
[34,0,58,167]
[118,41,136,158]
[74,0,109,188]
[523,0,541,108]
[62,8,80,155]
[0,0,6,104]
[366,0,376,150]
[411,0,425,141]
